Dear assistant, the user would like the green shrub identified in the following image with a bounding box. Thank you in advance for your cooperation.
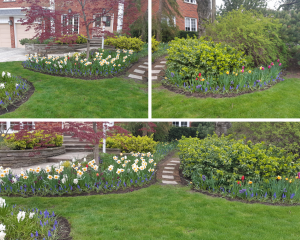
[100,134,158,153]
[228,122,300,155]
[55,34,81,45]
[75,34,88,44]
[4,131,63,150]
[206,9,289,67]
[178,134,300,185]
[168,127,198,141]
[166,36,249,80]
[178,31,198,39]
[151,36,160,52]
[19,38,40,45]
[104,36,145,51]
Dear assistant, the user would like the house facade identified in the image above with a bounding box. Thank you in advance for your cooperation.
[0,0,130,48]
[152,0,198,32]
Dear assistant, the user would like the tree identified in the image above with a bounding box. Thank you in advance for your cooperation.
[277,0,300,11]
[196,0,211,37]
[196,122,215,139]
[61,122,129,165]
[19,0,139,59]
[153,0,182,41]
[118,122,157,137]
[218,0,267,16]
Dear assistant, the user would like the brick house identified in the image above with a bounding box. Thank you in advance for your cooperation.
[152,0,198,32]
[0,0,134,48]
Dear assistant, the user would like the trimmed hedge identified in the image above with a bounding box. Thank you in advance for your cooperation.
[168,127,198,141]
[178,31,198,39]
[104,36,145,52]
[100,134,157,153]
[178,134,300,186]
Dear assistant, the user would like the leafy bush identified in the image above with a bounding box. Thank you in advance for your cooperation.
[228,122,300,155]
[197,122,215,139]
[168,127,198,141]
[178,31,198,39]
[75,34,88,44]
[178,134,300,185]
[54,35,78,45]
[104,36,145,51]
[100,134,158,153]
[166,36,249,80]
[151,36,160,52]
[161,22,179,42]
[19,38,40,45]
[4,131,63,150]
[206,9,289,67]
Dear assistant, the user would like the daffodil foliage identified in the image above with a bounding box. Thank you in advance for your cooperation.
[22,49,137,78]
[0,72,30,109]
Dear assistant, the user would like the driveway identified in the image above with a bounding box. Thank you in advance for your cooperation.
[0,47,27,62]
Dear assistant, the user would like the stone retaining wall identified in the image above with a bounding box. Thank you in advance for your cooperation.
[0,146,66,168]
[25,43,88,54]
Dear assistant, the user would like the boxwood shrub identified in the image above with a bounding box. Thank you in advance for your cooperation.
[178,134,300,186]
[104,36,145,52]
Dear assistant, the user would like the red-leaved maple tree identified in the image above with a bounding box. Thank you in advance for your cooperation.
[18,0,141,58]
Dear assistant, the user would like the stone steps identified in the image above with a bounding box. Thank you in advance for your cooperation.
[152,60,166,81]
[128,62,148,81]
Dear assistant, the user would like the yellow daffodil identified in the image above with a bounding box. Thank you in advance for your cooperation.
[47,175,53,180]
[226,71,229,74]
[248,70,251,73]
[248,181,253,184]
[277,176,282,180]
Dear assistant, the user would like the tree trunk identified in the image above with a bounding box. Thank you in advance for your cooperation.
[215,122,232,137]
[156,0,163,41]
[212,0,216,23]
[141,6,148,42]
[196,0,211,38]
[93,122,99,165]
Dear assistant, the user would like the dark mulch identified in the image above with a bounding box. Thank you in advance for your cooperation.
[22,54,148,81]
[282,58,300,79]
[0,79,35,116]
[178,168,300,207]
[57,216,72,240]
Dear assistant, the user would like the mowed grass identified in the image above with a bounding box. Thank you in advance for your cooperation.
[152,78,300,118]
[5,184,300,240]
[0,62,148,118]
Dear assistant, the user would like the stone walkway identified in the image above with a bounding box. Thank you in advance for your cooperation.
[156,153,181,185]
[127,61,148,81]
[152,60,167,82]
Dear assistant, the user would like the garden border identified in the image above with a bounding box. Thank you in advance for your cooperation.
[0,146,66,168]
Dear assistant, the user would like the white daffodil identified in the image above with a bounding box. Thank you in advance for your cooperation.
[17,211,26,222]
[73,178,78,184]
[29,212,35,219]
[1,72,5,78]
[0,198,5,208]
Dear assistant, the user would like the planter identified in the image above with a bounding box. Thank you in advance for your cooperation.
[102,148,121,154]
[0,146,66,168]
[25,43,88,54]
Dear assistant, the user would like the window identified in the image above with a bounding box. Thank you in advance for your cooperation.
[62,15,79,34]
[94,15,111,27]
[185,17,197,31]
[161,16,176,26]
[172,122,189,127]
[184,0,196,4]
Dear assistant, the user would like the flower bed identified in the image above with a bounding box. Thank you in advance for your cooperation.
[179,134,300,204]
[0,152,157,197]
[0,72,31,109]
[22,48,145,79]
[0,197,59,239]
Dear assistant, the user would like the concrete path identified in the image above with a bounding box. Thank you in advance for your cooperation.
[128,61,148,81]
[0,48,27,62]
[10,151,91,175]
[156,153,181,185]
[152,60,166,81]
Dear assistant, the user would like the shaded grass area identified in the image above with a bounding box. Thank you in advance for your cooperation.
[0,62,148,118]
[152,78,300,118]
[5,184,300,240]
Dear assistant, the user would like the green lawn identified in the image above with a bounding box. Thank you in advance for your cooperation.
[5,184,300,240]
[0,62,148,118]
[152,78,300,118]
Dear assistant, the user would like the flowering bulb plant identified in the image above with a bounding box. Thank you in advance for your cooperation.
[22,48,145,79]
[0,72,30,109]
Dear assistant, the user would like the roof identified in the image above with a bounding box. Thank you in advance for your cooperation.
[0,8,26,16]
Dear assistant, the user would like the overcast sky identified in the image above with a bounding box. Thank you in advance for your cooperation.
[215,0,278,10]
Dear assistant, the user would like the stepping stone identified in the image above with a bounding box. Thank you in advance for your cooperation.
[160,61,167,63]
[162,180,178,185]
[152,76,158,80]
[134,69,145,74]
[152,70,161,74]
[144,62,148,65]
[171,160,180,163]
[167,163,176,166]
[139,65,148,69]
[162,175,174,179]
[163,170,174,174]
[164,167,175,170]
[154,65,165,68]
[128,74,142,80]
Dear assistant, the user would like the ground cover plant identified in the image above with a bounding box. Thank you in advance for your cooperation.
[0,62,147,118]
[0,197,59,239]
[178,134,300,204]
[163,37,284,94]
[23,46,145,79]
[0,72,30,110]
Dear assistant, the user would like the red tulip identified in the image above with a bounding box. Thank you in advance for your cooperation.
[277,59,280,62]
[86,164,88,168]
[196,78,198,81]
[241,176,245,181]
[198,73,201,77]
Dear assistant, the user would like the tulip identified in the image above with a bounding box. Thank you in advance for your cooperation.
[277,59,280,62]
[198,73,201,77]
[241,176,245,181]
[268,65,271,69]
[262,67,265,70]
[298,172,300,179]
[279,63,282,66]
[242,66,244,69]
[271,62,274,66]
